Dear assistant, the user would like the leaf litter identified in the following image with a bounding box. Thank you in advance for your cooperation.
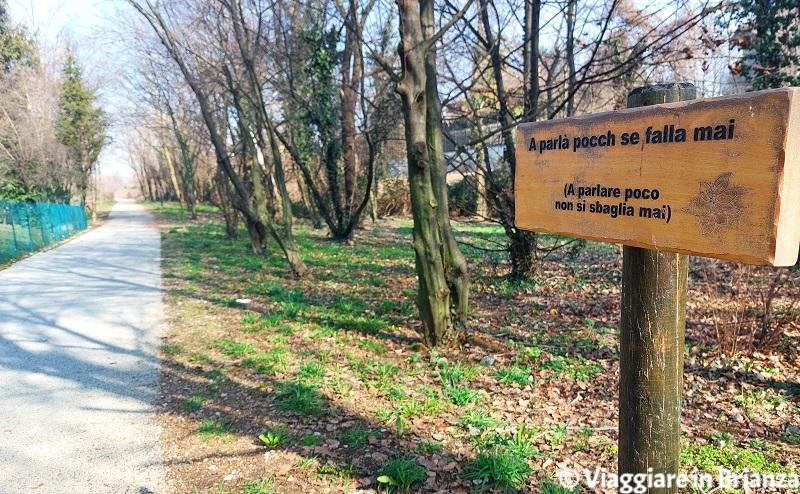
[152,209,800,493]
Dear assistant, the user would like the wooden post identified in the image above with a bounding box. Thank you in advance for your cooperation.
[619,83,694,493]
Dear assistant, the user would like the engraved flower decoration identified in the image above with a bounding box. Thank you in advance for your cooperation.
[682,172,746,236]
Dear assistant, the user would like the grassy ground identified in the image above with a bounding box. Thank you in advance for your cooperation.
[150,203,799,494]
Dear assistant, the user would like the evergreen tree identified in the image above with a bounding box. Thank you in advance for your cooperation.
[0,0,37,71]
[730,0,800,89]
[56,52,107,208]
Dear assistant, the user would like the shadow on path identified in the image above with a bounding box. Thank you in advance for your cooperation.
[0,199,166,494]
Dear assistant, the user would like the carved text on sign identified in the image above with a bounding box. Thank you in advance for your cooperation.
[515,88,800,266]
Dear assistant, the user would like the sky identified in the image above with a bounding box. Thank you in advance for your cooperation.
[9,0,135,180]
[9,0,102,42]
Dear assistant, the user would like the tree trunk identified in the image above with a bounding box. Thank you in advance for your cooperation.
[421,0,468,327]
[163,99,196,219]
[477,0,516,175]
[215,169,240,238]
[340,0,360,213]
[266,118,293,238]
[478,0,538,279]
[229,66,309,277]
[523,0,540,122]
[182,155,197,220]
[245,217,265,254]
[475,164,487,218]
[566,0,577,116]
[508,229,538,279]
[397,0,459,347]
[163,145,184,207]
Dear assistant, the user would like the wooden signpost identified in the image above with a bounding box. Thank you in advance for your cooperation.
[516,87,800,267]
[515,84,800,494]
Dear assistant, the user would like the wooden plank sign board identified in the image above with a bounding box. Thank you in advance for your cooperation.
[515,88,800,266]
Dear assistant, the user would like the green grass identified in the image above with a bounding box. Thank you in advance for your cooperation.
[474,427,541,459]
[297,360,328,381]
[387,387,407,402]
[359,339,387,355]
[241,356,277,375]
[369,362,400,390]
[421,395,446,416]
[506,424,540,458]
[463,447,532,493]
[308,325,338,341]
[459,409,502,431]
[398,398,424,418]
[255,314,288,331]
[161,343,184,356]
[540,480,580,494]
[210,338,257,357]
[545,426,567,447]
[242,477,275,494]
[242,348,288,374]
[299,434,324,446]
[197,418,231,439]
[274,382,325,416]
[154,208,800,493]
[418,440,443,455]
[540,356,603,381]
[241,313,260,325]
[444,385,482,406]
[438,363,480,386]
[188,353,214,365]
[339,424,371,448]
[680,438,784,473]
[377,455,427,492]
[315,461,355,480]
[495,365,533,385]
[183,393,209,412]
[204,368,225,380]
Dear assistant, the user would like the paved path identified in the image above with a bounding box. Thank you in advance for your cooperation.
[0,200,165,494]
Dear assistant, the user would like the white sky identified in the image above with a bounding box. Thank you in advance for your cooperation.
[9,0,134,180]
[10,0,101,41]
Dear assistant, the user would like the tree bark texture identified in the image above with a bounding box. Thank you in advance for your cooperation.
[340,0,361,213]
[566,0,576,117]
[523,0,540,122]
[396,0,455,347]
[421,0,469,327]
[619,83,694,494]
[478,0,538,279]
[227,63,309,276]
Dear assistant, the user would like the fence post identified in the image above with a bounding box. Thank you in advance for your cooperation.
[6,203,19,258]
[24,204,35,251]
[618,83,694,493]
[38,203,49,245]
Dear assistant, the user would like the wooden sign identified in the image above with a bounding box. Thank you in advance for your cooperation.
[515,88,800,266]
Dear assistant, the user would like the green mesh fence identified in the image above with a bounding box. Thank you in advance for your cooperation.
[0,201,87,264]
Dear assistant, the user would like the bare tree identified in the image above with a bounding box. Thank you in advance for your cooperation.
[385,0,471,347]
[268,0,377,240]
[439,0,718,279]
[124,0,309,277]
[0,64,74,202]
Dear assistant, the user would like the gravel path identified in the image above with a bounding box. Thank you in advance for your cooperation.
[0,199,165,494]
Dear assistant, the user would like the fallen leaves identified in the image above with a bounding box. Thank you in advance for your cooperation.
[153,213,800,493]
